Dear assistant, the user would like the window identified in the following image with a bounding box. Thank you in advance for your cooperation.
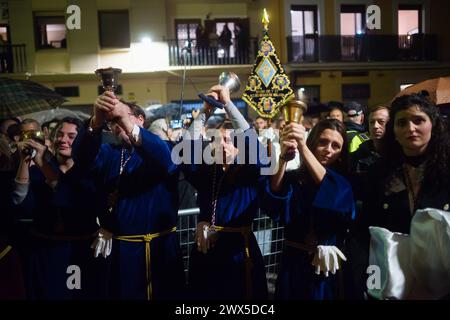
[98,11,130,49]
[1,1,9,21]
[291,5,317,37]
[175,19,200,49]
[34,15,66,49]
[215,21,236,58]
[290,5,318,62]
[398,5,422,35]
[54,86,80,97]
[398,5,422,50]
[340,5,365,36]
[204,18,246,59]
[340,5,366,60]
[292,70,321,78]
[0,25,8,42]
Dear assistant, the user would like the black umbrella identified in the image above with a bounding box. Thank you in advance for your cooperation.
[0,77,67,118]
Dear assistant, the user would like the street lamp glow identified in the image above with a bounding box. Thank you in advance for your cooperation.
[298,87,305,99]
[141,36,152,45]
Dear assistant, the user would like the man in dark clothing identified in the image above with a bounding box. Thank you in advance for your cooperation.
[347,104,390,299]
[350,104,390,174]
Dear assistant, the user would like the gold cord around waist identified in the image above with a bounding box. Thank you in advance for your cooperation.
[114,226,177,300]
[0,245,12,261]
[213,225,253,299]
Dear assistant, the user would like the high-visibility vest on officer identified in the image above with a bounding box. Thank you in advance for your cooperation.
[343,101,369,153]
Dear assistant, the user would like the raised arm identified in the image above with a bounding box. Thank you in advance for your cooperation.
[72,93,113,171]
[12,142,32,205]
[105,91,177,174]
[283,123,326,184]
[270,130,299,193]
[209,85,250,131]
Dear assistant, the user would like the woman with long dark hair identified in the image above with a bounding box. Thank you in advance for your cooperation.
[359,94,450,299]
[263,119,355,299]
[13,117,102,299]
[364,93,450,233]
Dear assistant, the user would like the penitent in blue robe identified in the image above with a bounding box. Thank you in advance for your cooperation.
[72,126,185,300]
[181,128,269,300]
[262,168,355,300]
[14,161,101,300]
[0,170,26,299]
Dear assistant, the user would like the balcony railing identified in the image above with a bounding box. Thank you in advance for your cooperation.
[0,44,27,73]
[168,37,259,66]
[287,34,438,63]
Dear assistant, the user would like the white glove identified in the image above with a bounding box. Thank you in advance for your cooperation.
[91,228,113,258]
[312,245,347,277]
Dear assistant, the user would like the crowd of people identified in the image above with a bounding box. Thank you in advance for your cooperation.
[0,85,449,300]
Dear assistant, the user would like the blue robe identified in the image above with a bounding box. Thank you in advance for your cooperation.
[72,127,185,300]
[262,169,355,300]
[14,161,101,299]
[182,129,269,300]
[0,170,26,299]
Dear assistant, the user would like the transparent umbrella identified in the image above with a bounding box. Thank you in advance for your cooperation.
[22,108,90,124]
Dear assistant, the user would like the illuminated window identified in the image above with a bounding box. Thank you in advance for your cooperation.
[340,5,365,36]
[34,15,66,49]
[175,19,200,50]
[0,26,8,42]
[398,5,421,35]
[291,5,317,37]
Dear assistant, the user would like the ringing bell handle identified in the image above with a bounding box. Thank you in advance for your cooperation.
[198,93,225,109]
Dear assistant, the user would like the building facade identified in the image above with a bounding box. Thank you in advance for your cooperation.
[1,0,450,117]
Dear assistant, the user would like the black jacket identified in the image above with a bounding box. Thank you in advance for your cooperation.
[361,160,450,235]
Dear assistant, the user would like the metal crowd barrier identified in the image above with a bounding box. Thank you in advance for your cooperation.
[176,207,285,293]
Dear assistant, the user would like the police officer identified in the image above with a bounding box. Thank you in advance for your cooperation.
[343,101,369,153]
